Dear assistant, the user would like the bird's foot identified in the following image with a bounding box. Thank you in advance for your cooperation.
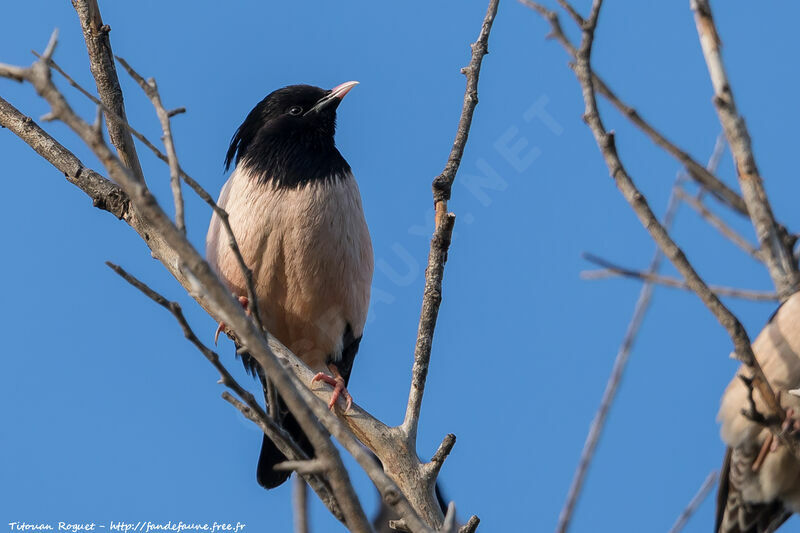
[782,408,800,435]
[754,408,800,469]
[214,295,250,344]
[769,408,800,452]
[312,364,352,412]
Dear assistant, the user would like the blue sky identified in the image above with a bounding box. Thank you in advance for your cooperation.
[2,1,800,531]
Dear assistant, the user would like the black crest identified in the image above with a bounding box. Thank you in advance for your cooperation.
[225,84,351,188]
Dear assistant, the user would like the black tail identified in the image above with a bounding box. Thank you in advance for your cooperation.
[256,393,314,488]
[246,325,362,489]
[234,349,310,489]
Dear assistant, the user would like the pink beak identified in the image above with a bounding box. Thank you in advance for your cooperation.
[330,80,359,100]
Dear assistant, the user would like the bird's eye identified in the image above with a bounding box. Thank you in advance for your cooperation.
[287,106,303,116]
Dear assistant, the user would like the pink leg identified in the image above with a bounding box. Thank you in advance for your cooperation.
[766,408,800,454]
[312,364,353,412]
[214,295,250,344]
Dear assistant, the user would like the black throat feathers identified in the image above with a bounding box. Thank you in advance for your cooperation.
[224,84,351,188]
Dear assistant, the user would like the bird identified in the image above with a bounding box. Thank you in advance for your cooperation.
[716,291,800,532]
[205,81,373,489]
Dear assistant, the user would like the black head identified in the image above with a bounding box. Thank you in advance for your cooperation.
[225,82,358,188]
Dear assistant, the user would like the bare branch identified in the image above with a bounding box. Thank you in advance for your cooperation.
[675,188,760,261]
[104,261,346,523]
[520,0,749,216]
[557,140,726,533]
[431,0,499,205]
[404,0,498,446]
[35,52,266,337]
[0,95,130,219]
[691,0,800,299]
[667,470,718,533]
[294,474,310,533]
[581,254,777,302]
[422,434,456,482]
[568,0,791,463]
[275,459,327,475]
[0,63,27,82]
[403,213,455,442]
[555,0,584,26]
[115,56,185,234]
[71,0,145,183]
[458,516,480,533]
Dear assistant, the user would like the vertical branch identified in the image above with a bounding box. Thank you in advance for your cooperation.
[520,1,748,216]
[402,215,455,441]
[71,0,145,183]
[556,139,725,533]
[293,474,310,533]
[691,0,799,301]
[403,0,499,443]
[114,57,184,232]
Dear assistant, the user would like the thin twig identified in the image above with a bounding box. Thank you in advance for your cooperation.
[520,0,749,216]
[404,0,498,446]
[555,0,583,26]
[557,140,726,533]
[114,56,185,234]
[275,459,327,475]
[581,254,777,302]
[675,188,760,261]
[72,0,145,183]
[691,0,800,300]
[667,470,718,533]
[430,0,499,206]
[34,52,264,337]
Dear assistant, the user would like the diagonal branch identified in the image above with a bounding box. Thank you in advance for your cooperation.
[691,0,800,301]
[520,0,749,216]
[569,0,793,469]
[556,139,726,533]
[674,187,760,261]
[104,261,343,523]
[458,516,480,533]
[36,51,266,341]
[667,470,718,533]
